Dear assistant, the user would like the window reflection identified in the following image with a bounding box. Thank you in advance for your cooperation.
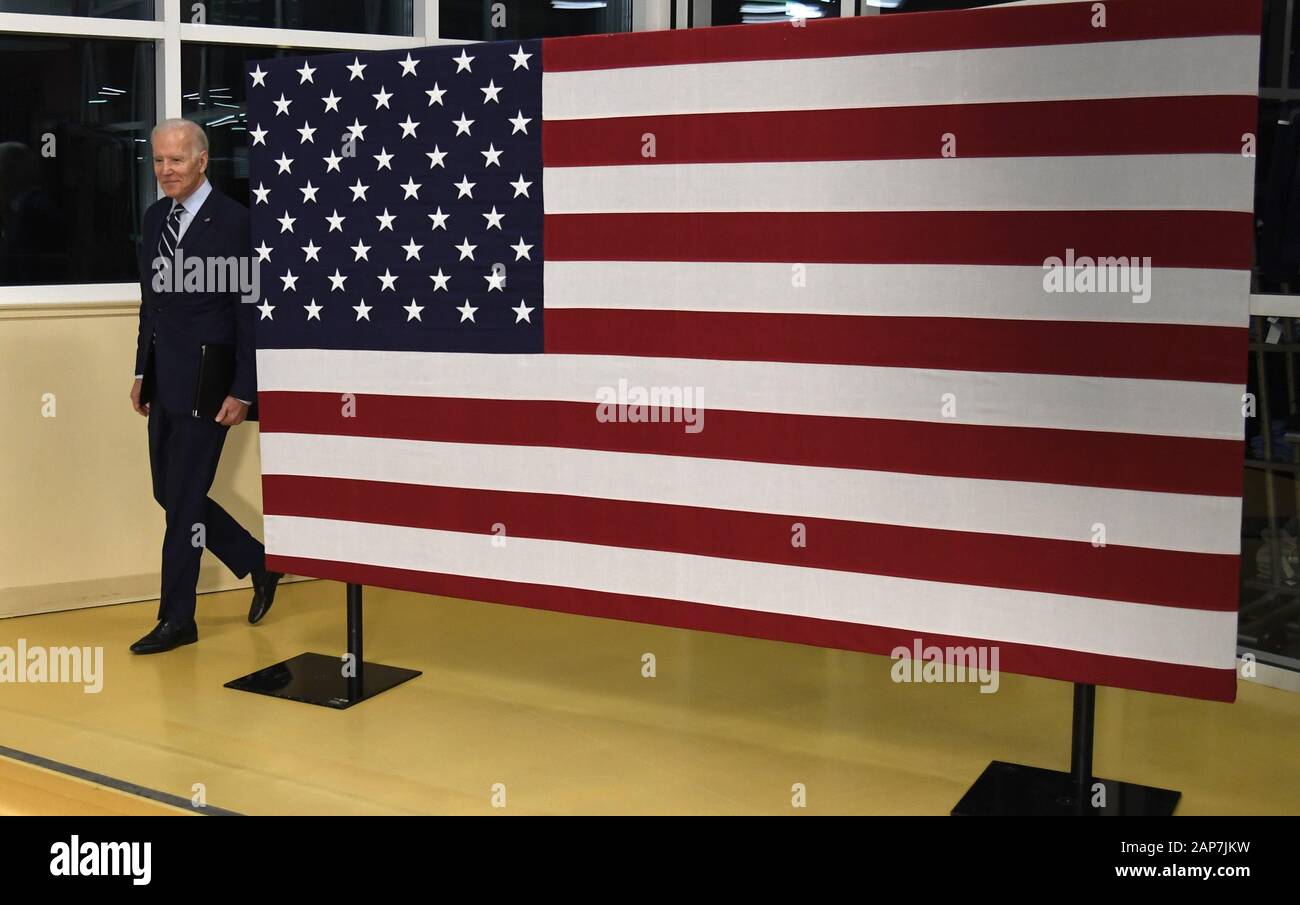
[700,1,839,25]
[0,35,154,285]
[1244,316,1300,666]
[439,0,631,40]
[0,0,153,19]
[181,43,314,207]
[188,0,412,36]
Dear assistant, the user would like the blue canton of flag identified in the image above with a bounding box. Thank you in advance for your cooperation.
[245,40,543,353]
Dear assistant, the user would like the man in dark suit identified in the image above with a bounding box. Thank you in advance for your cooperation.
[128,118,283,654]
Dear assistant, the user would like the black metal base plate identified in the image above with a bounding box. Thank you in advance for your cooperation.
[224,652,421,709]
[952,760,1180,816]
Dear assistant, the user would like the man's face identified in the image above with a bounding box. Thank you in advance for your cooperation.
[152,129,207,200]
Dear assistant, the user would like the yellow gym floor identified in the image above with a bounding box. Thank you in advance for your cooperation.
[1,579,1297,815]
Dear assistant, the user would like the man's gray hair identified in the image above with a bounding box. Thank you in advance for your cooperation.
[151,118,209,156]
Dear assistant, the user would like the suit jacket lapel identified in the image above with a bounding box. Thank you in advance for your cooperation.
[148,204,168,262]
[177,207,215,253]
[144,205,171,300]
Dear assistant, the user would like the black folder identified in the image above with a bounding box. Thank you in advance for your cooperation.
[192,343,236,420]
[139,341,246,421]
[139,340,156,409]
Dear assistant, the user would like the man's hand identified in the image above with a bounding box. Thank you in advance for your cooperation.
[214,396,249,426]
[130,378,149,416]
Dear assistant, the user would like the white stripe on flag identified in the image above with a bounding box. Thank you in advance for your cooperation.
[542,262,1249,327]
[255,349,1244,440]
[265,514,1238,670]
[542,155,1255,214]
[259,433,1241,554]
[540,36,1259,120]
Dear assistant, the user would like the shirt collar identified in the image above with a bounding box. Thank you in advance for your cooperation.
[173,177,211,215]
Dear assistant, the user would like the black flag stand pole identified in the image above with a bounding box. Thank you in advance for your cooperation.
[225,582,421,709]
[951,683,1181,815]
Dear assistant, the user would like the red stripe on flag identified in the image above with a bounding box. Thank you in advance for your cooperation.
[541,0,1260,71]
[256,393,1244,497]
[543,310,1247,383]
[543,211,1254,269]
[264,554,1237,703]
[543,96,1258,166]
[262,475,1240,612]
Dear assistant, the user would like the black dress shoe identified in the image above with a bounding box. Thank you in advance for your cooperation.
[130,619,198,654]
[248,567,284,624]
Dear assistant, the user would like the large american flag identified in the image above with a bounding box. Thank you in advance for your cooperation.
[247,0,1260,703]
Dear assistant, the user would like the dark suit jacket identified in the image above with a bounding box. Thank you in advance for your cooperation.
[134,185,257,417]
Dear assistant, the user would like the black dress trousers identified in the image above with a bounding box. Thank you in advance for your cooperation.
[146,404,264,623]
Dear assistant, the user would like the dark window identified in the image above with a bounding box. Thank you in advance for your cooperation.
[0,35,154,285]
[190,0,413,35]
[1261,0,1287,89]
[181,43,317,208]
[701,1,839,26]
[1243,315,1300,668]
[1289,0,1299,89]
[438,0,631,41]
[0,0,153,19]
[1257,100,1300,294]
[878,0,1007,11]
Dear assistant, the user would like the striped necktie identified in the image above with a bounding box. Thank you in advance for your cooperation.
[156,201,185,266]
